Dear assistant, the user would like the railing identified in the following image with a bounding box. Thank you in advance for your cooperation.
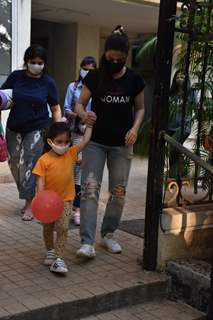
[142,0,213,318]
[163,133,213,320]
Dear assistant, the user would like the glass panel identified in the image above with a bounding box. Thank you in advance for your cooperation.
[0,0,12,85]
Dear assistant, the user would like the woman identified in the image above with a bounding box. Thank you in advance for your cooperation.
[168,71,197,178]
[76,26,145,258]
[64,56,97,226]
[1,44,61,221]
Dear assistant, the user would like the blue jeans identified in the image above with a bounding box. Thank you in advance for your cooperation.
[80,141,133,245]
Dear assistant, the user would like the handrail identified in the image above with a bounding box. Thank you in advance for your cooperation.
[163,132,213,175]
[163,132,213,320]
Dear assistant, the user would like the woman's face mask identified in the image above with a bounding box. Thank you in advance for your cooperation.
[27,63,44,75]
[80,68,89,79]
[104,57,125,74]
[48,140,70,155]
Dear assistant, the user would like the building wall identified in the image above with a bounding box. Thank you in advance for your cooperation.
[31,20,78,106]
[76,24,100,76]
[53,23,77,105]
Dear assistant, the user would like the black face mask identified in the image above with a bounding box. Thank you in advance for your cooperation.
[103,56,126,75]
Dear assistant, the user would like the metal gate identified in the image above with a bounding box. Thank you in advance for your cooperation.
[142,0,213,318]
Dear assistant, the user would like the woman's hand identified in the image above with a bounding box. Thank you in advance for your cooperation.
[82,111,97,126]
[66,111,77,119]
[125,127,138,145]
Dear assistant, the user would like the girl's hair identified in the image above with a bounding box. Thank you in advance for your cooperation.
[23,44,48,72]
[98,25,129,96]
[44,122,71,152]
[80,56,97,68]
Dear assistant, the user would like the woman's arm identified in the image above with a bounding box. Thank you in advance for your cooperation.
[36,176,45,193]
[64,83,77,120]
[50,104,62,122]
[76,85,97,126]
[125,90,145,145]
[76,126,93,153]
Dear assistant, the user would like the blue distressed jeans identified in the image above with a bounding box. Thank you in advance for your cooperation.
[6,128,44,200]
[80,141,133,245]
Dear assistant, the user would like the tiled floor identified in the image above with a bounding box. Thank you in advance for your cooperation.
[81,300,205,320]
[0,158,206,319]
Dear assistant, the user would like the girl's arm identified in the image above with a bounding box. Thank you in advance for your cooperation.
[76,126,93,153]
[50,104,62,122]
[125,90,145,145]
[76,85,97,126]
[36,176,45,193]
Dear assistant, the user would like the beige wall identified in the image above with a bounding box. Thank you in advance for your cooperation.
[76,24,100,76]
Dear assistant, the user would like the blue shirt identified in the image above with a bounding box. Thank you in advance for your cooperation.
[64,81,91,113]
[1,70,59,133]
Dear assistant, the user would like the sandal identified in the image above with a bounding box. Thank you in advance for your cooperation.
[21,206,26,214]
[22,208,34,221]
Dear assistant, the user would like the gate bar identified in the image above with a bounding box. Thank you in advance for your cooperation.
[143,0,177,271]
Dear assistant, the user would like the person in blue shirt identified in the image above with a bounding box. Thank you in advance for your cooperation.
[64,56,97,226]
[1,44,62,221]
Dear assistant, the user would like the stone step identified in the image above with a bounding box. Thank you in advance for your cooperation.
[0,271,169,320]
[80,299,206,320]
[167,258,211,313]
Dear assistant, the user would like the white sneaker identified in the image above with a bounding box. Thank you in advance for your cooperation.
[76,244,96,258]
[101,234,122,253]
[44,249,56,266]
[50,258,68,274]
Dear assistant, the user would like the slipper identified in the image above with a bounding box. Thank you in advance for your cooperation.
[22,208,34,221]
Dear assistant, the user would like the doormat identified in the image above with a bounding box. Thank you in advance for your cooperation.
[118,219,144,238]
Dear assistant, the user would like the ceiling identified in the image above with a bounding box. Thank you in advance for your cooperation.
[32,0,160,34]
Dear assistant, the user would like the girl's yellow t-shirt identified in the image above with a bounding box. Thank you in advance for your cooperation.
[33,146,78,201]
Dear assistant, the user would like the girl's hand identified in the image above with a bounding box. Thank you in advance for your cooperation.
[82,111,97,126]
[125,128,138,145]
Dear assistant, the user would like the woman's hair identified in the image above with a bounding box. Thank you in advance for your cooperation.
[77,56,97,82]
[23,44,47,72]
[170,70,191,96]
[98,25,129,96]
[104,25,130,54]
[80,56,97,68]
[44,122,71,152]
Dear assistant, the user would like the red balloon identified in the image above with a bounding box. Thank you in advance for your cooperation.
[32,191,64,223]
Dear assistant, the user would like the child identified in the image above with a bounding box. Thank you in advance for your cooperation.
[33,122,92,274]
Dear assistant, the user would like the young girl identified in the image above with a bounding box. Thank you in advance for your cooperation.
[33,122,92,274]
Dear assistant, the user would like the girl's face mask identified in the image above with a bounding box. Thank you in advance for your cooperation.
[48,140,70,155]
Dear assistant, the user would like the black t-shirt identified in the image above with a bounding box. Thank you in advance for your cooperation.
[83,68,145,146]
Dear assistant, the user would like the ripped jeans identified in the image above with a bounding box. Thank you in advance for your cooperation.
[80,141,133,245]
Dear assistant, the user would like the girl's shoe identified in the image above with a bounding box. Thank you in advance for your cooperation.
[44,250,56,266]
[22,208,33,221]
[74,211,80,226]
[50,258,68,274]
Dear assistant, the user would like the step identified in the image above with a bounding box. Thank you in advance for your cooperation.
[167,258,211,313]
[80,299,206,320]
[0,270,169,320]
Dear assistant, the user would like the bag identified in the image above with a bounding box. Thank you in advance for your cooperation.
[0,89,13,111]
[0,124,8,162]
